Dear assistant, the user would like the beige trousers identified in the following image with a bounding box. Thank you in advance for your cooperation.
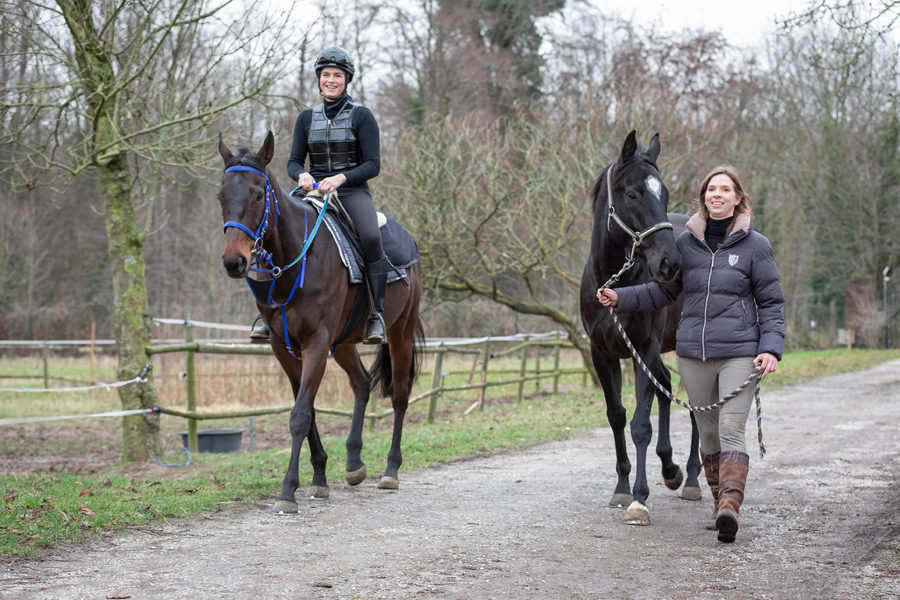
[677,355,756,454]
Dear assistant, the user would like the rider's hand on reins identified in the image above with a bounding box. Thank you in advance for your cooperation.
[317,173,347,193]
[754,352,778,380]
[297,172,316,191]
[596,287,618,307]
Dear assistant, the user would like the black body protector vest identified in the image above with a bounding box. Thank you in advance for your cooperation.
[307,101,359,174]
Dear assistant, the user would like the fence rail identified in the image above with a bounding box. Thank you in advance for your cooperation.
[0,317,591,454]
[144,319,588,453]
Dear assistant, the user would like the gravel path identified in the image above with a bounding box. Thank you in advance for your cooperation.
[2,360,899,599]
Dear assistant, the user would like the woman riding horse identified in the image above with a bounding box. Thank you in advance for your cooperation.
[252,46,388,345]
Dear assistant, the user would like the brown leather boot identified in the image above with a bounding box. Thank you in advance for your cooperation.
[701,452,720,531]
[716,450,749,543]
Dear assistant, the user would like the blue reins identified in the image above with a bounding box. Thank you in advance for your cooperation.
[222,166,330,359]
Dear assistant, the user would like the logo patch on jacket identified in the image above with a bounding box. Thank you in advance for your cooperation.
[728,253,739,267]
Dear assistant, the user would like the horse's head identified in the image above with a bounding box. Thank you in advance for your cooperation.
[601,130,680,283]
[217,131,277,279]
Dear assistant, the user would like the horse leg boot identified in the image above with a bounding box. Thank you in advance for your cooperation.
[702,452,721,530]
[363,254,389,345]
[716,450,749,543]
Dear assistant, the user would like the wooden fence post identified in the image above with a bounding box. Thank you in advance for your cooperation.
[41,342,49,389]
[534,343,541,392]
[517,336,529,403]
[90,321,96,385]
[478,337,490,410]
[184,315,198,453]
[427,345,444,423]
[553,333,561,394]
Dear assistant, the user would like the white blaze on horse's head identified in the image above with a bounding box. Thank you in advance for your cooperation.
[646,176,662,202]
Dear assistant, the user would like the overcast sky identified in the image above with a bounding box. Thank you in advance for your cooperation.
[600,0,813,48]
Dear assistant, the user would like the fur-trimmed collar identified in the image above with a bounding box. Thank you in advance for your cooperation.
[686,211,751,241]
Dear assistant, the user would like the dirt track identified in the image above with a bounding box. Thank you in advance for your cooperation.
[2,360,899,599]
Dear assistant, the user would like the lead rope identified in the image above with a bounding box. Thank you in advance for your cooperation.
[599,281,767,459]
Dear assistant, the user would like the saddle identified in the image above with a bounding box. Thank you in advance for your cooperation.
[293,190,419,348]
[296,191,419,285]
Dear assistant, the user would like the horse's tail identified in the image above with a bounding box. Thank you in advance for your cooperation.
[370,317,426,398]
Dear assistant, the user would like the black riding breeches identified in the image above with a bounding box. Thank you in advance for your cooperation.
[337,185,383,264]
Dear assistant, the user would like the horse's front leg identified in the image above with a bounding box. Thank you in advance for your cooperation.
[626,367,654,525]
[272,340,330,514]
[682,412,702,500]
[331,344,371,486]
[649,355,702,500]
[305,408,330,499]
[591,344,631,508]
[647,356,686,491]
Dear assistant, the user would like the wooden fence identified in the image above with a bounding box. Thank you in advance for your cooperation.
[145,319,590,453]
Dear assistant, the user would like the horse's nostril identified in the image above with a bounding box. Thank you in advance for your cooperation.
[658,257,680,282]
[223,254,247,276]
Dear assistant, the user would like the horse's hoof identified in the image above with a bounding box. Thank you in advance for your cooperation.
[609,493,633,508]
[377,475,399,490]
[271,500,298,514]
[680,485,702,501]
[346,465,367,486]
[307,485,330,500]
[664,466,684,490]
[623,500,650,526]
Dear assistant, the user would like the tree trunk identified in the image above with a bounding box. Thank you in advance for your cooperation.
[58,0,160,461]
[97,152,160,462]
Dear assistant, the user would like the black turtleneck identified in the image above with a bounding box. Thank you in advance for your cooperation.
[705,215,734,251]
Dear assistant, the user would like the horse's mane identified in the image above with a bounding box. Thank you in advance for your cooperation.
[588,164,610,215]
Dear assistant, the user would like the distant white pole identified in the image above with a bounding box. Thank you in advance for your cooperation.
[884,266,891,349]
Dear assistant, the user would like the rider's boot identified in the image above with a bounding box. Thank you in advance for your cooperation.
[701,452,721,531]
[249,314,270,343]
[363,254,389,345]
[716,450,749,543]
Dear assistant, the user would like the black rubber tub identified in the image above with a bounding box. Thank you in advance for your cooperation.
[179,428,245,453]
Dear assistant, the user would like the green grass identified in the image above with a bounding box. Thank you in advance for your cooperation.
[1,348,897,558]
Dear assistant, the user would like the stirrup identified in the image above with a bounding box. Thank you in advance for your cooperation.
[363,313,386,345]
[249,315,270,343]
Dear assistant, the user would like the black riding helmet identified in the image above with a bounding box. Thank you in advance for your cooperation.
[315,46,355,83]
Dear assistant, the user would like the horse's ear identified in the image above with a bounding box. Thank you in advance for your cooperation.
[648,133,661,162]
[621,130,638,161]
[258,130,275,166]
[218,132,234,165]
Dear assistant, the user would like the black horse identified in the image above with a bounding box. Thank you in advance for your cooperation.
[579,131,701,525]
[217,131,425,514]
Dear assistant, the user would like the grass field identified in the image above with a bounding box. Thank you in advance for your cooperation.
[1,347,898,558]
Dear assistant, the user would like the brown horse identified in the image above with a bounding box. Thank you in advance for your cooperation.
[217,131,424,514]
[579,131,701,525]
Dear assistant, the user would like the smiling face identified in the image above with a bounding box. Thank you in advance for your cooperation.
[319,67,346,100]
[703,173,742,220]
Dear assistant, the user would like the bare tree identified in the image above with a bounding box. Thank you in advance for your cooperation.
[377,0,564,125]
[781,0,900,68]
[0,0,301,461]
[745,22,900,345]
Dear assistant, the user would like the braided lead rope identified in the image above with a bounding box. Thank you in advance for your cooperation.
[605,304,767,458]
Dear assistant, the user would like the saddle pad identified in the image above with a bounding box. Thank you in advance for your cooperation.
[306,198,419,285]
